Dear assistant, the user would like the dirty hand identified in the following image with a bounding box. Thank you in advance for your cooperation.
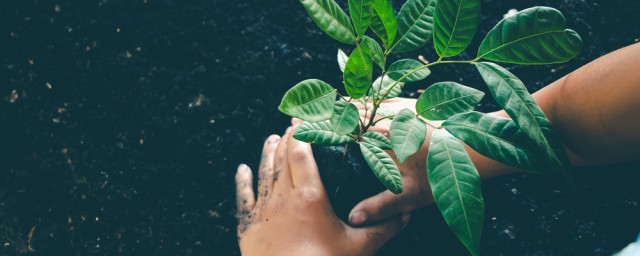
[236,126,410,256]
[348,97,438,226]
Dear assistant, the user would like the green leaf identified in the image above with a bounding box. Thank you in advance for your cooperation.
[349,0,374,37]
[377,106,397,118]
[428,129,484,256]
[387,59,431,83]
[294,121,355,145]
[344,44,373,99]
[330,100,360,135]
[390,108,427,163]
[371,75,404,100]
[299,0,357,44]
[476,7,582,64]
[362,132,392,150]
[370,0,398,49]
[278,79,337,122]
[391,0,438,53]
[443,111,545,172]
[360,142,403,194]
[433,0,481,57]
[337,48,348,72]
[361,36,385,69]
[475,62,571,176]
[415,81,484,120]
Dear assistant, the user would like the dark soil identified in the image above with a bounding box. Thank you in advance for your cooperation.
[0,0,639,255]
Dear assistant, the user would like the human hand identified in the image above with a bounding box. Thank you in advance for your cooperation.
[348,97,438,226]
[236,127,410,256]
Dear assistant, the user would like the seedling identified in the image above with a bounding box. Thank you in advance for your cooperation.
[278,0,582,254]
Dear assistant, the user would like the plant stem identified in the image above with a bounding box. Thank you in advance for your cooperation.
[425,121,440,129]
[371,115,393,126]
[363,59,477,132]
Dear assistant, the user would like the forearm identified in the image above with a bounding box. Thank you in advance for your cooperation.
[470,43,640,179]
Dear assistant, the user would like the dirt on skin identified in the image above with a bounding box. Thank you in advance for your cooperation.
[1,0,640,255]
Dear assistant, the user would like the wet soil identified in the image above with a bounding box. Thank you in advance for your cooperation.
[0,0,639,255]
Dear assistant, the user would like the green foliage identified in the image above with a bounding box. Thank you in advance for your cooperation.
[362,132,393,150]
[390,108,427,163]
[294,121,355,145]
[299,0,357,44]
[387,59,431,82]
[477,7,582,64]
[443,111,545,172]
[337,48,348,72]
[392,0,438,53]
[283,1,583,255]
[372,75,404,100]
[376,106,398,118]
[415,81,484,120]
[370,0,398,49]
[360,142,403,194]
[433,0,480,57]
[344,44,373,98]
[362,36,386,69]
[428,129,484,256]
[278,79,337,122]
[330,100,360,135]
[475,62,571,171]
[349,0,374,37]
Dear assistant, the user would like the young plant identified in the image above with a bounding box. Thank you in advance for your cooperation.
[278,0,582,255]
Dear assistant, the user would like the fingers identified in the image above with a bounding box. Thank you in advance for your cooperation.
[291,118,303,126]
[235,164,256,214]
[273,127,293,189]
[350,213,411,252]
[256,135,280,202]
[287,128,323,189]
[349,190,416,226]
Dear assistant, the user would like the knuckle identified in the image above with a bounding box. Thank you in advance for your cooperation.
[373,200,392,216]
[295,187,322,206]
[289,147,309,162]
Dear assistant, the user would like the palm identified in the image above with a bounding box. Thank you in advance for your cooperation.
[348,97,437,225]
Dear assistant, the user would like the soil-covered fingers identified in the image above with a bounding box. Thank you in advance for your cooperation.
[286,128,323,189]
[236,164,256,236]
[256,135,280,203]
[273,127,293,190]
[235,164,255,215]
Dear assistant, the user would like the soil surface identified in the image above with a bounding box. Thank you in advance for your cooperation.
[0,0,639,255]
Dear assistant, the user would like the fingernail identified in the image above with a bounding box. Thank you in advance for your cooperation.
[237,164,249,173]
[349,212,367,225]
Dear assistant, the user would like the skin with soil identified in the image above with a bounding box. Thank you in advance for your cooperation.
[0,0,639,255]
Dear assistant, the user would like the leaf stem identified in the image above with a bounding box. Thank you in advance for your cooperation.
[371,115,393,126]
[337,93,350,102]
[363,59,477,133]
[425,121,440,129]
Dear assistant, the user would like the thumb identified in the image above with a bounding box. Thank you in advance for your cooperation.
[349,190,414,226]
[350,213,411,252]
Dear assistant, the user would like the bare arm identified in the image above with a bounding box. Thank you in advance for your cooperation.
[346,43,640,225]
[529,43,640,165]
